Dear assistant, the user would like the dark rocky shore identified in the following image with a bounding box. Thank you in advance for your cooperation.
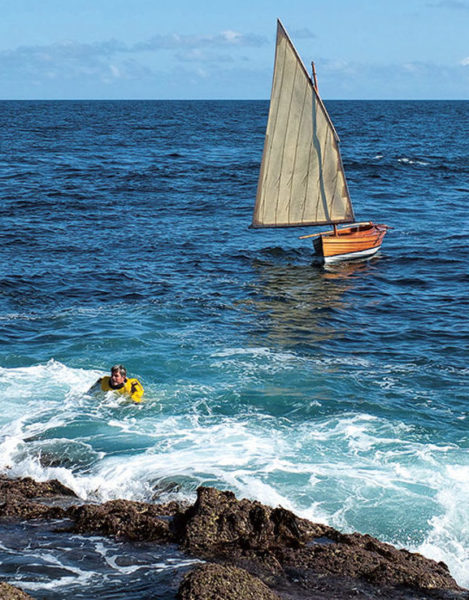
[0,476,467,600]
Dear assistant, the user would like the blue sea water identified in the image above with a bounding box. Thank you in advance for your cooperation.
[0,99,468,597]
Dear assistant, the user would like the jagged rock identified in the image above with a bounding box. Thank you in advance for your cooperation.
[180,486,331,555]
[0,498,66,520]
[68,498,180,542]
[178,487,464,595]
[0,478,467,599]
[0,475,76,499]
[177,563,281,600]
[0,581,34,599]
[0,475,74,520]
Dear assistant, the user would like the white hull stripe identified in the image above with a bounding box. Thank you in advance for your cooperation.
[320,244,382,264]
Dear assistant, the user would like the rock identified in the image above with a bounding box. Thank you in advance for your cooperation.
[0,478,467,599]
[68,498,181,542]
[0,475,74,520]
[177,563,281,600]
[0,498,66,520]
[0,581,34,599]
[0,476,76,499]
[179,486,331,556]
[177,487,464,597]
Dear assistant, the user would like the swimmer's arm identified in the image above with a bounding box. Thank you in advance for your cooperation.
[130,379,144,403]
[87,378,103,394]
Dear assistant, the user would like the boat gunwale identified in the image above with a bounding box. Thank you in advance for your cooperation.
[321,223,388,240]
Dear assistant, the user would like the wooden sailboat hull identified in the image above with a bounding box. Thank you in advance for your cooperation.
[313,223,388,264]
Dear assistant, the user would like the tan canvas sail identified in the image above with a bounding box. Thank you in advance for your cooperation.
[252,20,354,228]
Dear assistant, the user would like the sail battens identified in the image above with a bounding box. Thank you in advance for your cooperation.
[252,20,354,229]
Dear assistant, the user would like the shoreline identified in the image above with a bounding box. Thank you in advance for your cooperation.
[0,475,467,600]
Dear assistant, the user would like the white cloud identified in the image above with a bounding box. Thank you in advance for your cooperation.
[221,30,243,43]
[0,29,267,81]
[290,28,316,40]
[402,62,420,72]
[109,65,121,78]
[135,31,267,52]
[428,0,469,9]
[0,28,467,99]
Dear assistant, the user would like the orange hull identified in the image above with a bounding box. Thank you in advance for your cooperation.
[313,223,388,263]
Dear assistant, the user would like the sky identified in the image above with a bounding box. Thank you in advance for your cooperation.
[0,0,468,100]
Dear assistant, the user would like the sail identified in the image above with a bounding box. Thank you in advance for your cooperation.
[252,20,354,228]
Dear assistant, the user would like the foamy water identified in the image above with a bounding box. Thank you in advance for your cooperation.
[1,359,467,586]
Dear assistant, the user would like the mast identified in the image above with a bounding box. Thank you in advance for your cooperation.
[311,61,318,92]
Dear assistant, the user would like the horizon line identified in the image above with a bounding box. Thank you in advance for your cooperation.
[0,97,468,102]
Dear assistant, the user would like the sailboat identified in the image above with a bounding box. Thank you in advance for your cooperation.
[251,20,389,263]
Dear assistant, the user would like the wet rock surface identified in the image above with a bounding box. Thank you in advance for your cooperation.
[0,475,76,520]
[177,563,282,600]
[177,487,466,600]
[0,581,35,599]
[69,497,181,541]
[0,476,467,600]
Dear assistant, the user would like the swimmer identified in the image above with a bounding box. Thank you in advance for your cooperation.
[89,364,144,403]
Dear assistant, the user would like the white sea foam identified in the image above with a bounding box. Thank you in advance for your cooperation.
[210,346,299,377]
[95,542,146,574]
[93,540,201,574]
[1,360,468,586]
[414,465,469,587]
[15,549,97,592]
[398,157,429,166]
[1,525,199,596]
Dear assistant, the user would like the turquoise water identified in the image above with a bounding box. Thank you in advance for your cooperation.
[0,100,468,593]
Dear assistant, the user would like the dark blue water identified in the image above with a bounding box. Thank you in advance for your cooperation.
[0,519,199,599]
[0,100,468,596]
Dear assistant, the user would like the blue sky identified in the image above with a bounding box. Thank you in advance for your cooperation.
[1,0,468,99]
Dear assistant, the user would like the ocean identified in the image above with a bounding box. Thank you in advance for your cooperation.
[0,99,468,598]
